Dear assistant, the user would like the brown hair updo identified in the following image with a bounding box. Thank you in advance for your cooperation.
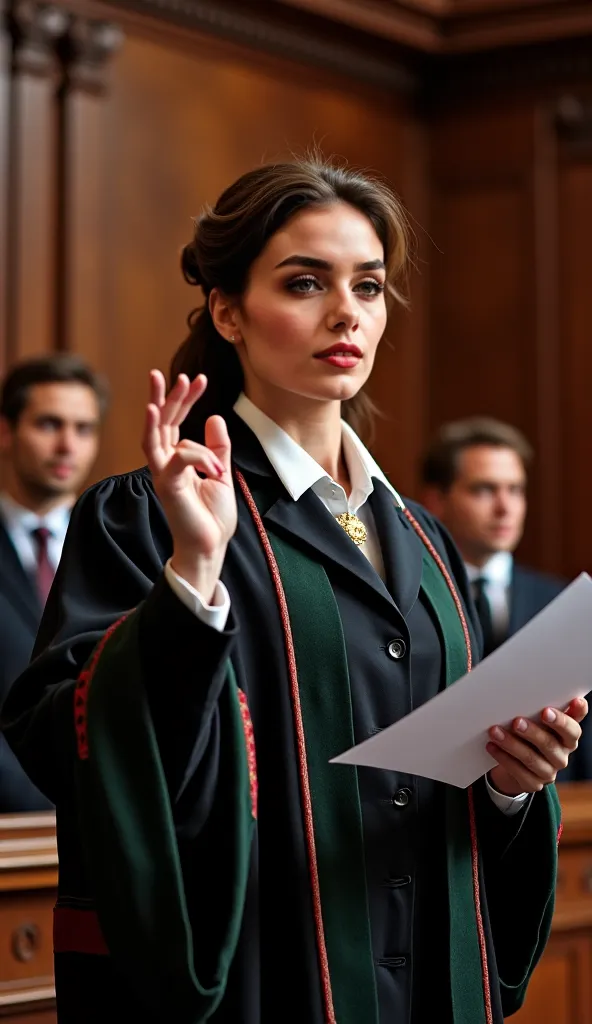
[172,157,410,441]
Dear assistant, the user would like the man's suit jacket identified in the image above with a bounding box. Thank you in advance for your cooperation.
[508,564,590,783]
[509,564,564,635]
[0,520,53,810]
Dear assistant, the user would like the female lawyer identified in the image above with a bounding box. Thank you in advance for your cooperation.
[2,159,584,1024]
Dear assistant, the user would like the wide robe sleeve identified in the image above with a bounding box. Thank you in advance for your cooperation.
[1,469,255,1024]
[405,501,561,1020]
[474,777,561,1017]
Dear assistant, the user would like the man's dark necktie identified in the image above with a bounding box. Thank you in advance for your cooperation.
[32,526,55,606]
[472,577,497,658]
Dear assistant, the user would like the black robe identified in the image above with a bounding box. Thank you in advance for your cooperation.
[1,414,559,1024]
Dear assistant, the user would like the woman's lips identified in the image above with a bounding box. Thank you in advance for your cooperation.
[316,353,361,368]
[315,344,363,368]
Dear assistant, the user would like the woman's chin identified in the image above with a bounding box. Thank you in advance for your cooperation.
[306,369,369,402]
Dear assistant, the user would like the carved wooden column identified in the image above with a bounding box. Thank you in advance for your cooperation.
[3,1,67,368]
[54,15,123,357]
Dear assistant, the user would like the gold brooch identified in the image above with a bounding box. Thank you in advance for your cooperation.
[335,512,367,546]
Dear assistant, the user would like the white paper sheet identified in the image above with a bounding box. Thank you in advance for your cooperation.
[331,572,592,788]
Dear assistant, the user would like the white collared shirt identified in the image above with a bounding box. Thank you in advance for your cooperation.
[233,392,405,581]
[465,551,513,639]
[164,397,525,814]
[0,491,71,575]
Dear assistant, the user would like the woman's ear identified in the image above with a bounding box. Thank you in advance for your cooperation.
[209,288,241,343]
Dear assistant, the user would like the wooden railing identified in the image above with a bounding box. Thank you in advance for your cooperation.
[0,813,57,1022]
[511,783,592,1024]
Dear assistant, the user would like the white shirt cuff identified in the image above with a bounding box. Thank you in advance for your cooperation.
[164,559,230,632]
[485,774,530,816]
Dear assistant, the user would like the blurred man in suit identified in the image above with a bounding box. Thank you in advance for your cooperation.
[420,416,588,781]
[0,355,109,810]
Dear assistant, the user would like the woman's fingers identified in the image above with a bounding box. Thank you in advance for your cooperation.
[165,441,224,484]
[538,705,582,749]
[160,374,190,426]
[204,415,232,474]
[142,403,166,472]
[564,697,588,725]
[486,745,550,792]
[172,374,208,428]
[144,373,227,481]
[149,369,167,409]
[487,724,567,778]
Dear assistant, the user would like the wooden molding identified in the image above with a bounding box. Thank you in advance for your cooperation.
[92,0,420,90]
[0,812,57,890]
[0,980,56,1010]
[5,3,124,87]
[273,0,592,53]
[427,37,592,108]
[6,0,69,73]
[58,14,123,92]
[64,0,592,99]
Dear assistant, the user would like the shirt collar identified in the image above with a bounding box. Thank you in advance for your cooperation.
[0,491,71,540]
[233,393,404,510]
[465,550,513,586]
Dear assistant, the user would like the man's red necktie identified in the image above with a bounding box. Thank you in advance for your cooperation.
[31,526,55,606]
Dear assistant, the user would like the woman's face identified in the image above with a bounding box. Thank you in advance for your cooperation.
[216,201,388,413]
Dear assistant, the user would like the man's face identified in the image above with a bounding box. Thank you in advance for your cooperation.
[0,382,101,501]
[427,445,527,565]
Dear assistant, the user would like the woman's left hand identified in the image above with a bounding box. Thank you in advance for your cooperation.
[486,697,588,795]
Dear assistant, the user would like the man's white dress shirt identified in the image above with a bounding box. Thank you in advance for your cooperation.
[0,492,71,575]
[465,551,513,642]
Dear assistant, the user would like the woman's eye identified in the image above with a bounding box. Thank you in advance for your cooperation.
[286,275,321,294]
[355,279,385,297]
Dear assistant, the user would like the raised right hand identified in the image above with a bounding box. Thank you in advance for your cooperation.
[142,371,237,599]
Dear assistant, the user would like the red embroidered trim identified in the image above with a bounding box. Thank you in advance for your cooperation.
[557,822,564,845]
[53,906,109,956]
[404,508,493,1024]
[235,470,336,1024]
[403,509,473,673]
[468,787,494,1024]
[238,689,258,819]
[74,615,130,760]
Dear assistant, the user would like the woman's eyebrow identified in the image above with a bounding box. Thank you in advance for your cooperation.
[275,255,385,271]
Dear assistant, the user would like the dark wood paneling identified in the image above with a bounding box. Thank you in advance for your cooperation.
[430,184,529,424]
[369,115,430,496]
[558,161,592,579]
[428,101,573,573]
[0,17,9,378]
[511,933,592,1024]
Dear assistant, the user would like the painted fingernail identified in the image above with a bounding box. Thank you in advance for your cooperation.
[544,708,557,724]
[515,718,528,733]
[491,726,505,741]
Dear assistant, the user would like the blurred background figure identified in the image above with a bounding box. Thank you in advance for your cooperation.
[0,355,109,811]
[420,418,563,652]
[420,416,589,780]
